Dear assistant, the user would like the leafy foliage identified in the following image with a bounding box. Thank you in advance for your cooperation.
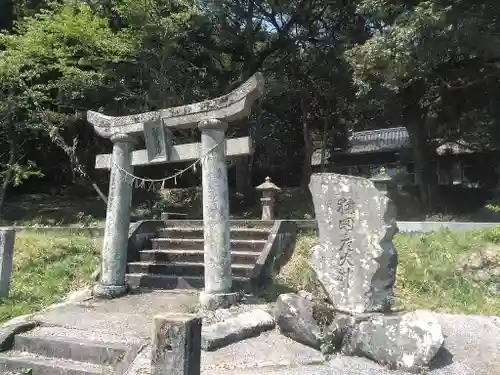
[347,0,500,137]
[345,0,500,208]
[0,1,136,198]
[0,0,499,215]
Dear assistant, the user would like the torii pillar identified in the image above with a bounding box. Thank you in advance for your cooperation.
[93,133,136,298]
[198,119,233,309]
[88,73,264,309]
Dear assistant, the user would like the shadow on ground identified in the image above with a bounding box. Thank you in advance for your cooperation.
[429,346,454,370]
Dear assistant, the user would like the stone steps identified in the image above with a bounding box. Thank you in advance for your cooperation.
[151,238,267,251]
[158,227,271,241]
[126,273,249,290]
[0,351,109,375]
[127,261,254,278]
[162,220,275,230]
[126,220,276,291]
[139,249,260,264]
[0,326,142,375]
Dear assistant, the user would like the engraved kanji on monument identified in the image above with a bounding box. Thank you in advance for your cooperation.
[308,173,398,314]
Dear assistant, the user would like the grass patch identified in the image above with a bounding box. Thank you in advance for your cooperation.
[0,232,100,323]
[394,228,500,315]
[258,231,327,301]
[273,228,500,315]
[274,232,319,292]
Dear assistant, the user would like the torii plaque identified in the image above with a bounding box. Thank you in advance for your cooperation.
[88,73,264,309]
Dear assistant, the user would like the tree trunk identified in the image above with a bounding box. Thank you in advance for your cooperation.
[401,82,440,213]
[48,125,108,206]
[87,176,108,204]
[301,97,313,189]
[320,113,330,172]
[0,126,16,217]
[23,86,109,207]
[405,121,439,212]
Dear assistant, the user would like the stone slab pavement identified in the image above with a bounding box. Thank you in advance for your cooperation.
[32,290,199,339]
[12,290,500,375]
[25,290,326,374]
[126,331,325,375]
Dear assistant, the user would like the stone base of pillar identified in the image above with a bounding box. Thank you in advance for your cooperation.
[92,283,128,299]
[199,291,240,311]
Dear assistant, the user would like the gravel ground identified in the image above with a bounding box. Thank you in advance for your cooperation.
[206,356,477,375]
[200,310,500,375]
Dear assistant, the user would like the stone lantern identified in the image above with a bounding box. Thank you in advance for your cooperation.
[369,167,393,196]
[256,177,281,220]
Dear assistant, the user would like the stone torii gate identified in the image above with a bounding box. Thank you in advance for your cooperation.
[88,73,264,309]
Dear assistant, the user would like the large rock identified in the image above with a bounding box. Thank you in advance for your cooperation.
[308,173,398,313]
[274,293,347,352]
[456,244,500,284]
[342,309,444,372]
[201,309,275,351]
[274,294,323,350]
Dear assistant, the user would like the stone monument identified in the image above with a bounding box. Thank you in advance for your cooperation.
[88,73,264,310]
[0,228,15,298]
[273,173,444,372]
[308,173,398,313]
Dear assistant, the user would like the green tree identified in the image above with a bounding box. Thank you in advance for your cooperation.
[346,0,500,210]
[185,0,325,191]
[0,1,134,209]
[186,0,366,189]
[110,0,203,125]
[0,0,53,30]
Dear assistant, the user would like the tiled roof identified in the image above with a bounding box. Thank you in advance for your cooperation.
[311,127,410,165]
[311,127,494,166]
[349,127,410,154]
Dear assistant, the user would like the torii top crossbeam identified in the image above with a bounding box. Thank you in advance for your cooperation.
[87,73,265,138]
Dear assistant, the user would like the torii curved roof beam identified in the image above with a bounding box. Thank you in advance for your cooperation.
[87,73,265,139]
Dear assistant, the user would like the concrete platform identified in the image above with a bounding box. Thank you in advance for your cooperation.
[5,290,500,375]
